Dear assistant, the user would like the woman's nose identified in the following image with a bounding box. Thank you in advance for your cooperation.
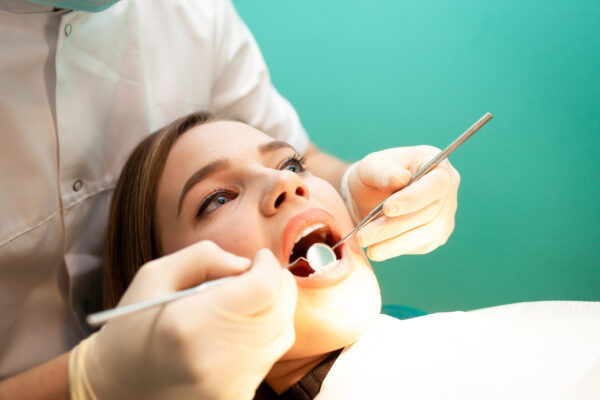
[260,171,309,216]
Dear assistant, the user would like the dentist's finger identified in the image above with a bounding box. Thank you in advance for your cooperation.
[121,240,251,304]
[169,254,297,350]
[366,197,456,261]
[198,264,297,349]
[365,221,441,261]
[356,157,412,192]
[355,200,443,248]
[202,248,297,317]
[168,241,252,291]
[382,166,452,218]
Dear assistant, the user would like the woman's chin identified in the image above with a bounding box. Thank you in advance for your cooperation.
[281,251,381,361]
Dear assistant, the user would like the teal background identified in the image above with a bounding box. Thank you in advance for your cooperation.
[233,0,600,312]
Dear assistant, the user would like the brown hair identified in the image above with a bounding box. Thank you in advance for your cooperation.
[103,111,216,309]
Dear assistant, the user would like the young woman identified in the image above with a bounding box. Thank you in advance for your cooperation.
[104,112,600,399]
[104,111,382,395]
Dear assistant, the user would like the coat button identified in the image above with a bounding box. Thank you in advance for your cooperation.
[72,179,83,192]
[64,23,72,37]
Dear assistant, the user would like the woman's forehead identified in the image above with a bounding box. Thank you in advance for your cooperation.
[164,121,278,183]
[158,121,274,220]
[178,120,271,156]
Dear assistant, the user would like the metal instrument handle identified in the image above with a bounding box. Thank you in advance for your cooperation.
[332,112,493,250]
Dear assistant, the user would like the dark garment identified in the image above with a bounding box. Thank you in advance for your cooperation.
[253,349,343,400]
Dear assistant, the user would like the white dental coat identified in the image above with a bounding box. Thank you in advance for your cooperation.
[0,0,308,377]
[317,301,600,399]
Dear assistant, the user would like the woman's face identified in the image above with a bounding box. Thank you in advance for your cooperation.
[156,121,381,360]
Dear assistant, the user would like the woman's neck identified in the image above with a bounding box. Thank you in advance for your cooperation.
[264,352,332,394]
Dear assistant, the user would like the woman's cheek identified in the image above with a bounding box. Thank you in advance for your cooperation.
[203,218,260,258]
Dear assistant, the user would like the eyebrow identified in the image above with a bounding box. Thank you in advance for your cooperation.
[177,158,230,217]
[177,140,298,217]
[258,140,297,154]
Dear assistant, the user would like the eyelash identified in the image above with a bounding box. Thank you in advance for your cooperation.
[279,153,307,173]
[195,153,307,218]
[196,187,235,218]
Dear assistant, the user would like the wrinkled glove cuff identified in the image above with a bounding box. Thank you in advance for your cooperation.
[69,334,98,400]
[340,162,362,224]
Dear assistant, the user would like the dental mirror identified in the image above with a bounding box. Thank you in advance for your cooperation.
[306,243,336,271]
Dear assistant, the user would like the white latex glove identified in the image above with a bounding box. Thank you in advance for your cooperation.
[341,146,460,261]
[69,242,297,400]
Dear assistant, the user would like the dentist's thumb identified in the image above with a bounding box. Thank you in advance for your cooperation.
[205,248,298,318]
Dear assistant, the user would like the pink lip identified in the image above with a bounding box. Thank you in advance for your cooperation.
[282,207,355,288]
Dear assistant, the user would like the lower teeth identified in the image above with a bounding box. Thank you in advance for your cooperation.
[309,260,339,276]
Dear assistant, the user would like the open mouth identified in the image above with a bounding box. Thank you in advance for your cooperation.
[288,223,342,277]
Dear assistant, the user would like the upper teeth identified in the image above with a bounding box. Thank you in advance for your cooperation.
[294,223,327,244]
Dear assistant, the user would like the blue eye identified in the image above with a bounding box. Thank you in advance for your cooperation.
[197,191,236,217]
[280,156,306,173]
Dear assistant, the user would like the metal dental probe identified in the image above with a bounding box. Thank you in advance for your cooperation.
[87,257,310,327]
[330,112,493,252]
[87,112,493,327]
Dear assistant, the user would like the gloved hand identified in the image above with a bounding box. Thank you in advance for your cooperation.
[69,241,297,400]
[341,146,460,261]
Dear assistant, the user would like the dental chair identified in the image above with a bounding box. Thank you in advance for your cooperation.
[381,305,427,320]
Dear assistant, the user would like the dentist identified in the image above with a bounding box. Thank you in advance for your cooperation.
[0,0,459,398]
